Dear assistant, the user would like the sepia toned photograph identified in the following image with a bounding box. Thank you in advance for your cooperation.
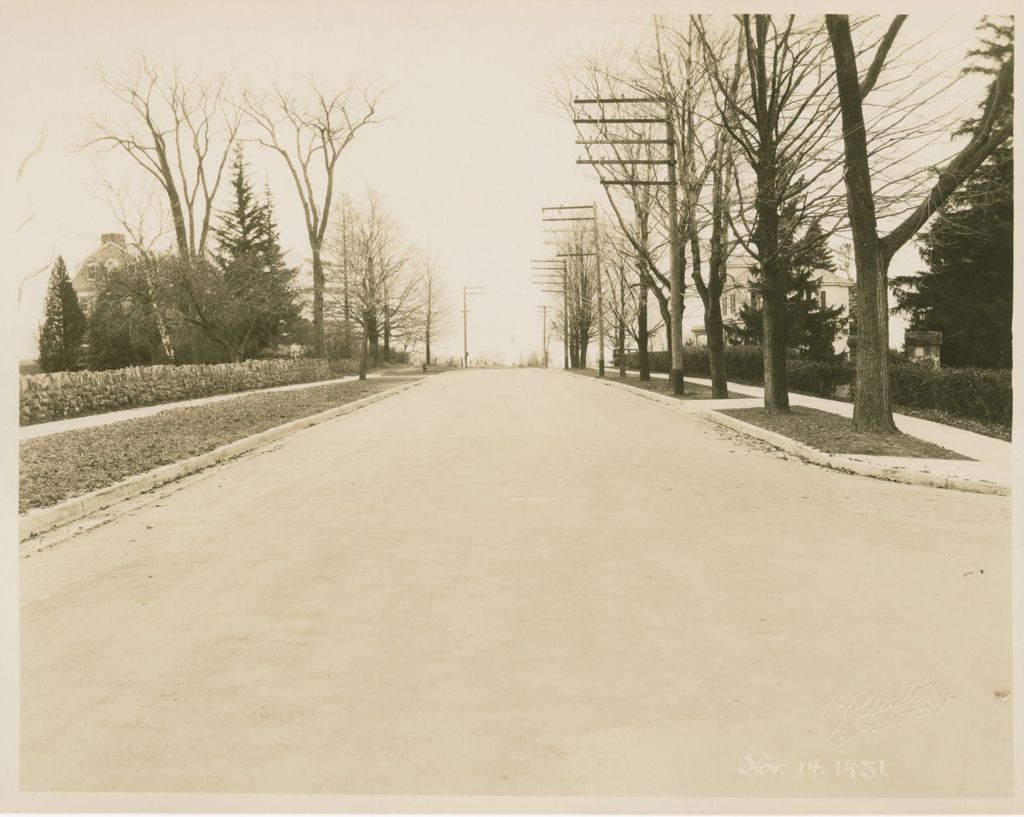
[3,0,1018,812]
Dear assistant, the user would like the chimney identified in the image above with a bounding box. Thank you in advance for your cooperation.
[101,233,127,248]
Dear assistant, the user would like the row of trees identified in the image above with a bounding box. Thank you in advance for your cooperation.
[323,193,449,373]
[87,61,382,359]
[39,59,451,373]
[556,14,1013,432]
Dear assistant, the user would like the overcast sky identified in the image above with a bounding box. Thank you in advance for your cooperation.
[3,0,1005,364]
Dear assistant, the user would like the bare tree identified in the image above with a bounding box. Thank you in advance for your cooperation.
[826,14,1014,432]
[88,58,241,259]
[545,221,599,368]
[696,15,847,414]
[247,83,383,357]
[560,63,676,372]
[419,257,450,366]
[329,193,414,377]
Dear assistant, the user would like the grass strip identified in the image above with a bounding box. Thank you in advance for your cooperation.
[718,406,971,460]
[20,378,410,513]
[574,369,744,400]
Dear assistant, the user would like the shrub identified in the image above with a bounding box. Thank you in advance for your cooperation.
[888,363,1011,425]
[20,358,333,425]
[620,347,1009,425]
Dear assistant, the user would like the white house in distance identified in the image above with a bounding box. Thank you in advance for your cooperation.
[71,233,132,315]
[686,251,855,357]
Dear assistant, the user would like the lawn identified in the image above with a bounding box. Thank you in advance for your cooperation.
[719,405,971,460]
[20,377,411,513]
[574,369,744,400]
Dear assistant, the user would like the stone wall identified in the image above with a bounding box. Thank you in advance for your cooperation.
[20,358,333,426]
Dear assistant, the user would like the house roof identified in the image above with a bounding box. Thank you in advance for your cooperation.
[723,265,854,291]
[814,268,855,288]
[72,237,132,295]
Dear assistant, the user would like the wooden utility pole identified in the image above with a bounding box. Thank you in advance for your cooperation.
[537,305,549,368]
[573,98,682,393]
[462,286,485,368]
[592,201,606,376]
[541,205,603,374]
[530,257,568,370]
[663,104,684,395]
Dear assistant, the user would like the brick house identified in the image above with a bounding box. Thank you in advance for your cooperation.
[72,233,132,314]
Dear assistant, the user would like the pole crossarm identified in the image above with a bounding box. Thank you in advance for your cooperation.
[540,205,590,211]
[573,118,668,125]
[573,97,668,105]
[542,216,595,222]
[600,180,671,186]
[576,139,673,145]
[576,159,671,166]
[556,252,595,257]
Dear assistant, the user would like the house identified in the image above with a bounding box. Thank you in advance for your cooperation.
[712,257,855,356]
[72,233,132,314]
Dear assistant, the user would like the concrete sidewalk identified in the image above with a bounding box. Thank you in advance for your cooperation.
[19,372,420,441]
[608,370,1010,494]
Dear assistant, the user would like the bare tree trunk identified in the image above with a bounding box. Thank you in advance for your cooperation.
[618,275,626,378]
[425,325,431,366]
[705,305,728,398]
[761,273,789,413]
[694,270,729,400]
[827,15,900,433]
[637,277,650,381]
[359,329,368,380]
[755,152,789,414]
[311,245,325,358]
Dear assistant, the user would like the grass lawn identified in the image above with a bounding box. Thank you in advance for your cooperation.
[719,406,971,460]
[20,377,411,513]
[574,369,744,400]
[888,404,1010,442]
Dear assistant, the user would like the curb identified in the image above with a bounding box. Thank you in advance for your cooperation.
[567,370,1009,496]
[700,409,1008,496]
[19,378,425,542]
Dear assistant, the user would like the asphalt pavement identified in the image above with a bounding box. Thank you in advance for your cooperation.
[19,369,1013,797]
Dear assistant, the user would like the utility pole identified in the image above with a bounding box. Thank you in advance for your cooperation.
[537,305,549,368]
[573,97,683,394]
[462,286,485,368]
[592,202,605,376]
[530,258,568,370]
[541,205,604,374]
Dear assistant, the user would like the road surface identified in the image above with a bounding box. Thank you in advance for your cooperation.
[20,369,1013,797]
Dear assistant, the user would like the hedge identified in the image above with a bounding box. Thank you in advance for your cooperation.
[616,348,1010,426]
[20,357,358,426]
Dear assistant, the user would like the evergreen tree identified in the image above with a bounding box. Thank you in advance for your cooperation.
[38,256,87,372]
[212,147,299,359]
[893,18,1013,369]
[729,212,847,359]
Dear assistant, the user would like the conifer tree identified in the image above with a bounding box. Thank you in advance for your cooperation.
[730,213,847,360]
[893,18,1013,368]
[212,147,298,359]
[38,256,87,372]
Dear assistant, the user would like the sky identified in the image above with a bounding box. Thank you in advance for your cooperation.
[2,0,1005,365]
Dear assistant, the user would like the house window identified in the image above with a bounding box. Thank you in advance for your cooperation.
[721,295,729,316]
[819,291,827,310]
[730,293,737,313]
[751,293,761,310]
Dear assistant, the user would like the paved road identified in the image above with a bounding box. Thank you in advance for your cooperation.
[20,369,1012,797]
